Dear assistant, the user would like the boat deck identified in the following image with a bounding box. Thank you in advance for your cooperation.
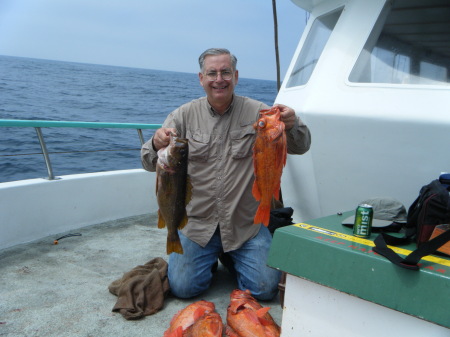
[0,214,282,336]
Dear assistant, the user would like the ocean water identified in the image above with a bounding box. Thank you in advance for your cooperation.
[0,55,278,182]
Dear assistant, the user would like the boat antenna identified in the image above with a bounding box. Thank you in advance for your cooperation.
[272,0,284,206]
[272,0,281,91]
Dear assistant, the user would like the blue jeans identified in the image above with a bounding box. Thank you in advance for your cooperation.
[168,225,281,300]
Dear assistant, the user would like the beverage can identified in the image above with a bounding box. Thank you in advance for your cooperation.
[353,204,373,238]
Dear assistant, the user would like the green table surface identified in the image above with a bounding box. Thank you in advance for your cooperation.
[267,211,450,328]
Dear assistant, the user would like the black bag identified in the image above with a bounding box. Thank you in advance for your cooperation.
[269,207,294,235]
[373,179,450,270]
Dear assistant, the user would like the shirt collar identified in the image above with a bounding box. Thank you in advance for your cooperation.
[208,95,234,117]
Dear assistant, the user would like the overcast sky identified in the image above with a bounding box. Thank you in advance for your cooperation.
[0,0,307,81]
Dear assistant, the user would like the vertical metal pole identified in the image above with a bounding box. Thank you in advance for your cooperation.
[272,0,281,92]
[137,129,145,146]
[35,127,55,180]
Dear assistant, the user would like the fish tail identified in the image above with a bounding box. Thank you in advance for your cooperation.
[167,233,184,255]
[254,204,271,227]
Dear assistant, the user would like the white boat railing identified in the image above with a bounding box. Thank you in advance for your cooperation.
[0,119,161,180]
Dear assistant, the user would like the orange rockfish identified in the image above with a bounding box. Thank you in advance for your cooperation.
[252,107,287,227]
[163,300,215,337]
[156,134,191,254]
[188,311,224,337]
[226,289,281,337]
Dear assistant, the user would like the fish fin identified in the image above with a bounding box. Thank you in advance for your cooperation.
[243,308,262,324]
[185,175,193,205]
[167,239,183,255]
[175,326,183,337]
[252,180,261,201]
[165,326,183,337]
[167,233,184,255]
[268,128,284,142]
[277,133,287,167]
[193,307,207,321]
[273,183,281,201]
[157,210,166,229]
[254,204,270,227]
[256,307,272,326]
[228,301,247,314]
[155,171,160,195]
[178,212,188,230]
[272,130,286,164]
[257,307,271,316]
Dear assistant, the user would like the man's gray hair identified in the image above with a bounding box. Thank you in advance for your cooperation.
[198,48,237,72]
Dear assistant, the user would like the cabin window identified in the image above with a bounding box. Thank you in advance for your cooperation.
[286,9,343,88]
[349,0,450,85]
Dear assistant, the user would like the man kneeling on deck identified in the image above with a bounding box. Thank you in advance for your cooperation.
[141,48,311,300]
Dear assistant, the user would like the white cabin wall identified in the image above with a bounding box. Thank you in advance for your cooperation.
[279,0,450,222]
[281,274,450,336]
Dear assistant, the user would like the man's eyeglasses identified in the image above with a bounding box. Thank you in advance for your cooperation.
[204,70,234,81]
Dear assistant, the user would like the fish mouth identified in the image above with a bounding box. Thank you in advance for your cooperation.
[157,154,170,170]
[157,159,177,174]
[174,138,188,146]
[157,147,171,169]
[158,156,168,167]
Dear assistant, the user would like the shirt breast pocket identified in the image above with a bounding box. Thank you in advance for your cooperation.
[187,130,210,162]
[230,126,255,159]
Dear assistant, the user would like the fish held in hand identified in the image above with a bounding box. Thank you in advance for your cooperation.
[252,107,287,227]
[226,289,281,337]
[163,300,216,337]
[156,134,192,254]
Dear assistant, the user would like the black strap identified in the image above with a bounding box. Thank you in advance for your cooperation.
[373,230,450,270]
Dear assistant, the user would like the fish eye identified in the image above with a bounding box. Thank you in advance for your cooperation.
[258,120,266,128]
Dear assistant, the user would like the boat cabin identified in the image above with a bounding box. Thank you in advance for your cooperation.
[277,0,450,221]
[269,0,450,335]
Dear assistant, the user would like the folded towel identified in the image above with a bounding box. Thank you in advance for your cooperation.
[108,257,170,320]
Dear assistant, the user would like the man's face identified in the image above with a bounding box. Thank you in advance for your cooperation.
[199,54,239,108]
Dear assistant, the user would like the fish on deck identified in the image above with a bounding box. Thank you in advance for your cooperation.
[187,311,224,337]
[156,134,192,254]
[226,289,281,337]
[252,107,287,227]
[163,300,218,337]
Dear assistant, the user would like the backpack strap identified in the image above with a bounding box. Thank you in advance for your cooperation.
[373,230,450,270]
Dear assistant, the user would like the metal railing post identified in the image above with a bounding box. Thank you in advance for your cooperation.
[137,129,145,145]
[35,127,56,180]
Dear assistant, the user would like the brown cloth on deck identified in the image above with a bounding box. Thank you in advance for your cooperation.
[108,257,170,320]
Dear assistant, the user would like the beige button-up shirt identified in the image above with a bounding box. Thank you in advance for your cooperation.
[141,95,311,252]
